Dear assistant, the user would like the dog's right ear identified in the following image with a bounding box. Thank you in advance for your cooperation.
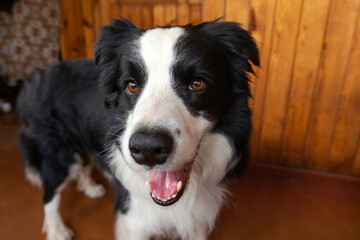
[94,19,140,108]
[94,19,138,67]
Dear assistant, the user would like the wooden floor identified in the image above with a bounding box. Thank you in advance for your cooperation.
[1,113,360,240]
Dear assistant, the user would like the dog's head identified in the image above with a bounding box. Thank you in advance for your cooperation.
[95,19,259,206]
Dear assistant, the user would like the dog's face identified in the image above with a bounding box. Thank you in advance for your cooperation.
[95,20,259,206]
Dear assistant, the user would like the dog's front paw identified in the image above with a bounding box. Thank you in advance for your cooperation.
[43,219,74,240]
[82,184,106,198]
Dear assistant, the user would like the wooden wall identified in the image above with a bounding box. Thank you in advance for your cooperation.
[60,0,360,177]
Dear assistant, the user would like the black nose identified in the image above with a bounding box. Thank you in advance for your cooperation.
[129,130,173,167]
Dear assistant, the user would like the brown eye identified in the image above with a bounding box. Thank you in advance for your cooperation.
[189,79,206,91]
[127,81,139,94]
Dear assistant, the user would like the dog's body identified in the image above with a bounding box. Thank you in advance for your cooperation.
[17,20,259,240]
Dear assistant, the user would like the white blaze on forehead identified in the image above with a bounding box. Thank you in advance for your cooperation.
[131,27,185,124]
[140,27,184,77]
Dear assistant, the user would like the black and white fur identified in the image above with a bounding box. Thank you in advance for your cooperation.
[17,19,259,240]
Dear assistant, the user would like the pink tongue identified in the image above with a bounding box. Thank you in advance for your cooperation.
[149,169,186,199]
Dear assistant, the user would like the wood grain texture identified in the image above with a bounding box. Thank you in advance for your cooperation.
[128,5,143,27]
[304,0,360,171]
[328,9,360,172]
[259,0,303,163]
[109,0,121,20]
[81,0,95,59]
[281,0,331,167]
[93,0,102,37]
[142,6,154,28]
[153,4,165,26]
[249,0,277,162]
[225,0,250,29]
[352,140,360,175]
[177,4,190,25]
[60,0,86,59]
[201,0,225,21]
[165,4,177,26]
[189,4,202,25]
[99,0,111,26]
[119,0,176,3]
[188,0,201,3]
[119,4,132,21]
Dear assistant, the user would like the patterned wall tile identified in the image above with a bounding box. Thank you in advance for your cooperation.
[0,0,61,81]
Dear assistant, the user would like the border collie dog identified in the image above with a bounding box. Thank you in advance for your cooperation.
[17,19,259,240]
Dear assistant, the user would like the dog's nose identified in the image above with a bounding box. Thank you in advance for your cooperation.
[129,131,173,167]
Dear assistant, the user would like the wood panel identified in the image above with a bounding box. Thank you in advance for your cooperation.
[177,4,189,25]
[201,0,225,21]
[258,0,303,163]
[352,141,360,175]
[99,0,112,26]
[225,0,250,29]
[328,10,360,172]
[110,0,121,20]
[60,0,360,177]
[81,0,96,59]
[248,0,277,162]
[189,4,202,25]
[153,4,165,26]
[304,0,360,171]
[281,0,331,167]
[141,6,154,28]
[60,0,86,59]
[165,4,177,26]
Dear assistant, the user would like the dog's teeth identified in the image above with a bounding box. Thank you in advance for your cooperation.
[177,181,182,192]
[149,182,182,202]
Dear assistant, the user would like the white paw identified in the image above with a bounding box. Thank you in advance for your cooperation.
[82,184,106,198]
[25,168,43,188]
[43,219,74,240]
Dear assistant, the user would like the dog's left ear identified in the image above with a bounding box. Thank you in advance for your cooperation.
[94,19,141,108]
[198,20,260,94]
[94,19,139,67]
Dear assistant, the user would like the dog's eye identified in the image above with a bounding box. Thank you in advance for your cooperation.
[189,79,206,92]
[127,81,139,94]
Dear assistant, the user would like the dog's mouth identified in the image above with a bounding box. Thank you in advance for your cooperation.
[146,146,199,206]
